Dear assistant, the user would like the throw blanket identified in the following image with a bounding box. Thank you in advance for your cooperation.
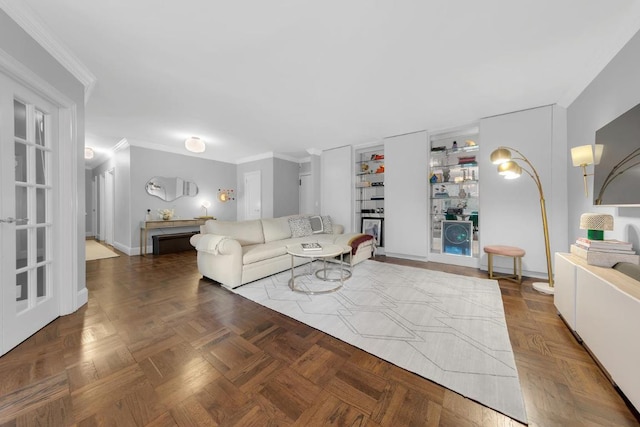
[348,233,373,254]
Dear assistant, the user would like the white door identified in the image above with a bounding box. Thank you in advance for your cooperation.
[244,170,261,220]
[0,74,59,355]
[299,173,313,215]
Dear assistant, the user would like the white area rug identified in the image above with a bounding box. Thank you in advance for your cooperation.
[86,240,119,261]
[232,259,527,423]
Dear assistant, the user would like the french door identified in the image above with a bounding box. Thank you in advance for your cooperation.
[0,72,59,355]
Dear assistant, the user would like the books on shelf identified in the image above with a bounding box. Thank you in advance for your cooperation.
[570,244,640,268]
[301,242,322,251]
[575,237,633,251]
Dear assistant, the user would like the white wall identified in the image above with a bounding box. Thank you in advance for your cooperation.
[567,28,640,250]
[273,157,300,218]
[480,105,568,278]
[384,131,429,259]
[321,146,353,232]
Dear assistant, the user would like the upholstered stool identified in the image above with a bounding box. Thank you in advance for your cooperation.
[483,245,525,284]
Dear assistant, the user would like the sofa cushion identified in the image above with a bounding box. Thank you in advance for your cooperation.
[203,219,264,246]
[243,241,289,264]
[262,216,293,242]
[289,217,313,237]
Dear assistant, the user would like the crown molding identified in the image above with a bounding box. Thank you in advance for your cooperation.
[112,138,129,153]
[305,148,322,156]
[0,0,97,104]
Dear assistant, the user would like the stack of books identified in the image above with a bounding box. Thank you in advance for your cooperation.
[571,237,639,267]
[301,242,322,251]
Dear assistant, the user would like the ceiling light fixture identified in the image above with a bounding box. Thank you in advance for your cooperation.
[185,137,205,153]
[84,147,94,159]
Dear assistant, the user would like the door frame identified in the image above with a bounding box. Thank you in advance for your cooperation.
[0,49,84,322]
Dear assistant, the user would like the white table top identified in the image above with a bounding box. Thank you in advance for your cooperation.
[287,243,345,258]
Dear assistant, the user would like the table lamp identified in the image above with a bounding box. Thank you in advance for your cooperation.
[579,213,613,240]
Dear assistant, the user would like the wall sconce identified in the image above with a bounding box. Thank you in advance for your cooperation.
[570,144,603,197]
[185,136,205,153]
[218,189,234,202]
[579,213,613,241]
[490,146,554,295]
[84,147,94,159]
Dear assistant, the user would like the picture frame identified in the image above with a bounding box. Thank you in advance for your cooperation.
[361,217,383,247]
[442,220,473,256]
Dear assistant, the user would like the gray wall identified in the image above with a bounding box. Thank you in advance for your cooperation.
[130,147,237,251]
[567,28,640,249]
[91,146,237,253]
[273,158,300,218]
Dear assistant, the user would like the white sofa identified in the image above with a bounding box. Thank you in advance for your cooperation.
[190,215,374,289]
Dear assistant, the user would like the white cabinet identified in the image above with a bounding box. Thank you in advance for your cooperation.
[554,252,640,411]
[554,253,578,330]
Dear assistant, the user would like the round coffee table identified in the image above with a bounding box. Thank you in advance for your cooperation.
[287,243,352,294]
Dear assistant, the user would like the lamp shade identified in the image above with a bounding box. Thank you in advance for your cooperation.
[497,161,521,178]
[579,213,613,240]
[185,137,205,153]
[571,145,594,166]
[571,144,604,166]
[490,148,511,165]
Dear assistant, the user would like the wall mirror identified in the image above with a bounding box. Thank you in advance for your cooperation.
[145,176,198,201]
[593,102,640,205]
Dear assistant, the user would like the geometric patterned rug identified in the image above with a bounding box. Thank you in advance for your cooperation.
[232,259,527,424]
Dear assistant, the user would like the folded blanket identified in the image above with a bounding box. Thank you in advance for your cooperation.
[348,234,374,255]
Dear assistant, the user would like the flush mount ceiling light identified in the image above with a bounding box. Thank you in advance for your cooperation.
[84,147,94,159]
[185,136,205,153]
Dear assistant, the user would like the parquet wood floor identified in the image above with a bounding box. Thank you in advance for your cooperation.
[0,248,638,426]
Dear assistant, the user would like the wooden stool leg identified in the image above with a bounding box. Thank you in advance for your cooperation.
[517,256,522,284]
[488,253,494,279]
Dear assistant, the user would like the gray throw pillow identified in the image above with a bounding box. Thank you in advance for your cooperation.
[309,215,324,234]
[321,215,333,234]
[289,217,313,237]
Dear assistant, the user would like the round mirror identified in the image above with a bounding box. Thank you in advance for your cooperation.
[145,176,198,201]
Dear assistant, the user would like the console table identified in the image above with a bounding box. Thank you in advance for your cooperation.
[140,219,207,256]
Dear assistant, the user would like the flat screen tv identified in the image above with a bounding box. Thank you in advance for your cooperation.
[593,102,640,206]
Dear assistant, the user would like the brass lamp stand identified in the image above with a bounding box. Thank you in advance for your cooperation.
[490,146,554,294]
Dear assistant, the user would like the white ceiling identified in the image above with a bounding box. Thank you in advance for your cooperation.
[11,0,640,167]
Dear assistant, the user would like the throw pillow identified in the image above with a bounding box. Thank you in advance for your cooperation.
[289,217,313,237]
[321,215,333,234]
[309,215,324,234]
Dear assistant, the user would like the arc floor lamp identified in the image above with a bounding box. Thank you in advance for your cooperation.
[490,146,554,295]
